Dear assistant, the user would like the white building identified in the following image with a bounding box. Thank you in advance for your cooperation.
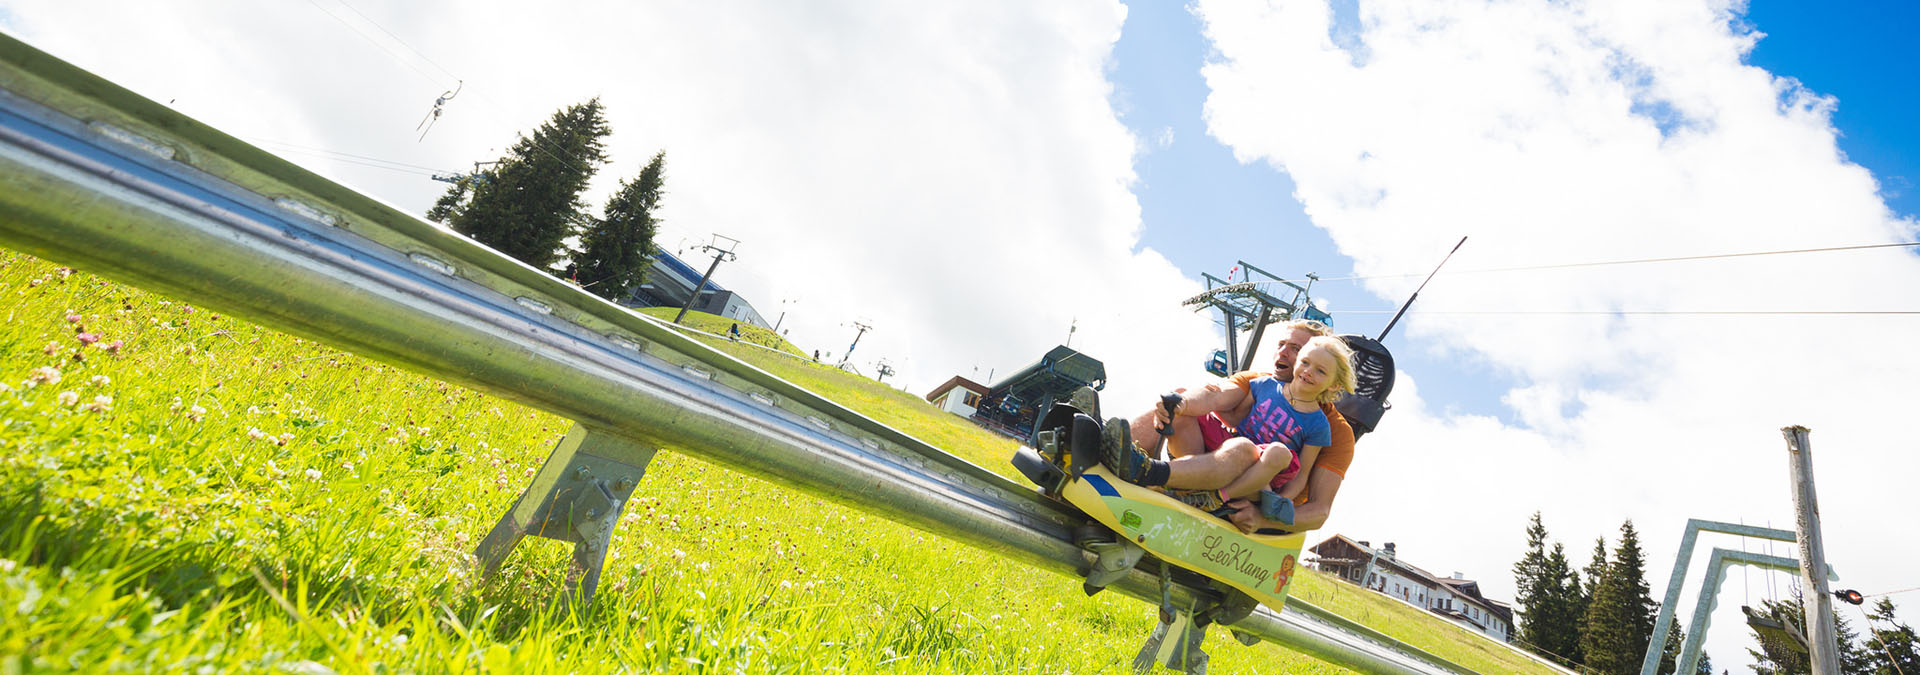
[1309,535,1515,642]
[924,376,989,417]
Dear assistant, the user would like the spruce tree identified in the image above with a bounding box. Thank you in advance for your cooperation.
[1659,620,1685,674]
[570,151,666,301]
[1514,513,1587,665]
[435,99,610,271]
[1745,591,1871,674]
[1578,536,1608,662]
[1863,597,1919,674]
[1516,512,1552,649]
[1581,521,1659,675]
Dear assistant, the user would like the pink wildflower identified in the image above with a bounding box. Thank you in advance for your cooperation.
[76,333,98,346]
[101,340,124,355]
[64,313,81,323]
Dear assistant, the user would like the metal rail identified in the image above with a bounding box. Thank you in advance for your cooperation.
[0,33,1471,675]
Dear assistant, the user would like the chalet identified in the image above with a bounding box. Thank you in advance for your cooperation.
[924,376,990,417]
[1308,534,1515,642]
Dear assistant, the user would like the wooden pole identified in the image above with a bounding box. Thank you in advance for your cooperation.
[1782,425,1840,675]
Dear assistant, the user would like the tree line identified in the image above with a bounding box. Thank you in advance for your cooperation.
[1514,513,1917,674]
[427,98,666,303]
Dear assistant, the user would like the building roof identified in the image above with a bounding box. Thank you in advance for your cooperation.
[925,376,990,402]
[1308,534,1513,622]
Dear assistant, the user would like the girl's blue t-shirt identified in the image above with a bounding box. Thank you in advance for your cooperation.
[1240,376,1332,452]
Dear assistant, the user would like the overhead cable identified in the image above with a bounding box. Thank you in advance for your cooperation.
[1331,310,1920,317]
[1312,241,1920,283]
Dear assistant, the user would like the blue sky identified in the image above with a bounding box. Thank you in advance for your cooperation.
[1109,0,1920,424]
[1111,0,1511,419]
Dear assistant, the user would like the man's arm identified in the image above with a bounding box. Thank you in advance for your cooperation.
[1228,465,1345,533]
[1159,380,1248,425]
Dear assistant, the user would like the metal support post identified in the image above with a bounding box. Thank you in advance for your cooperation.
[1783,426,1840,675]
[1641,519,1798,675]
[475,423,657,605]
[1674,548,1834,675]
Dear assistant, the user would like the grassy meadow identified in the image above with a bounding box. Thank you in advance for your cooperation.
[0,249,1552,674]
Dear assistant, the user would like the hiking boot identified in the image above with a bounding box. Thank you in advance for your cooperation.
[1101,416,1152,483]
[1168,489,1224,512]
[1066,385,1101,419]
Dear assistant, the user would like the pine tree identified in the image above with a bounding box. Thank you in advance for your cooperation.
[1516,512,1552,648]
[1514,513,1587,665]
[1578,535,1607,663]
[1660,620,1685,674]
[1540,543,1585,663]
[1580,521,1659,675]
[569,151,665,301]
[434,99,611,271]
[1745,591,1871,674]
[1863,597,1920,674]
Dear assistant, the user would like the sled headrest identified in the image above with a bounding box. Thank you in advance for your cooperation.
[1333,334,1395,440]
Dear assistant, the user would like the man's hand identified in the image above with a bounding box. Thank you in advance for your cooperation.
[1151,387,1190,429]
[1224,498,1286,534]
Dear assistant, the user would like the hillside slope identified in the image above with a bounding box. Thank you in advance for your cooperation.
[0,250,1550,673]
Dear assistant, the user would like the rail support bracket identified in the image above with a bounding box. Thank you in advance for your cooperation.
[473,422,656,606]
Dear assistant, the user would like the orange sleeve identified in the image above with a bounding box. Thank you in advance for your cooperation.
[1227,370,1261,393]
[1295,403,1356,505]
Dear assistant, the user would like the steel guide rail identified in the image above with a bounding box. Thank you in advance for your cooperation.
[0,33,1467,675]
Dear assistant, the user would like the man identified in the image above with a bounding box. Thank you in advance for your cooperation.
[1105,319,1357,534]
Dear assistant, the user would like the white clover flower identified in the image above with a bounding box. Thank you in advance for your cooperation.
[85,395,112,412]
[246,427,266,441]
[56,391,79,406]
[247,406,261,416]
[88,375,110,387]
[26,366,60,387]
[187,405,206,421]
[304,468,323,481]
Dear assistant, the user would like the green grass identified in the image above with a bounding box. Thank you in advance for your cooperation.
[0,250,1555,674]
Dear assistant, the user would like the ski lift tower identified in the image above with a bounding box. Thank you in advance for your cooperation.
[1182,261,1328,373]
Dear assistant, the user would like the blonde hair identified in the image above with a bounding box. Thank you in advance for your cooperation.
[1283,319,1333,338]
[1299,336,1356,404]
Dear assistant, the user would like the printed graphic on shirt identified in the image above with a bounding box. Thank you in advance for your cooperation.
[1240,377,1330,452]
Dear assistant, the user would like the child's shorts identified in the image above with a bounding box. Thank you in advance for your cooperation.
[1198,413,1302,490]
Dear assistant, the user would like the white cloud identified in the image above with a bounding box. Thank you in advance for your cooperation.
[0,0,1219,413]
[1197,0,1919,665]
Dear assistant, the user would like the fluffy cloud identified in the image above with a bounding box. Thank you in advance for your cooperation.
[0,0,1216,411]
[1197,0,1918,664]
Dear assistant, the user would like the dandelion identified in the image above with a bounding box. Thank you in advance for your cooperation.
[57,391,79,406]
[187,405,206,421]
[85,395,112,413]
[75,332,98,346]
[27,366,60,387]
[88,375,110,387]
[304,468,323,482]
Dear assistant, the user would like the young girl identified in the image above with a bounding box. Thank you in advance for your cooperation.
[1215,335,1357,505]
